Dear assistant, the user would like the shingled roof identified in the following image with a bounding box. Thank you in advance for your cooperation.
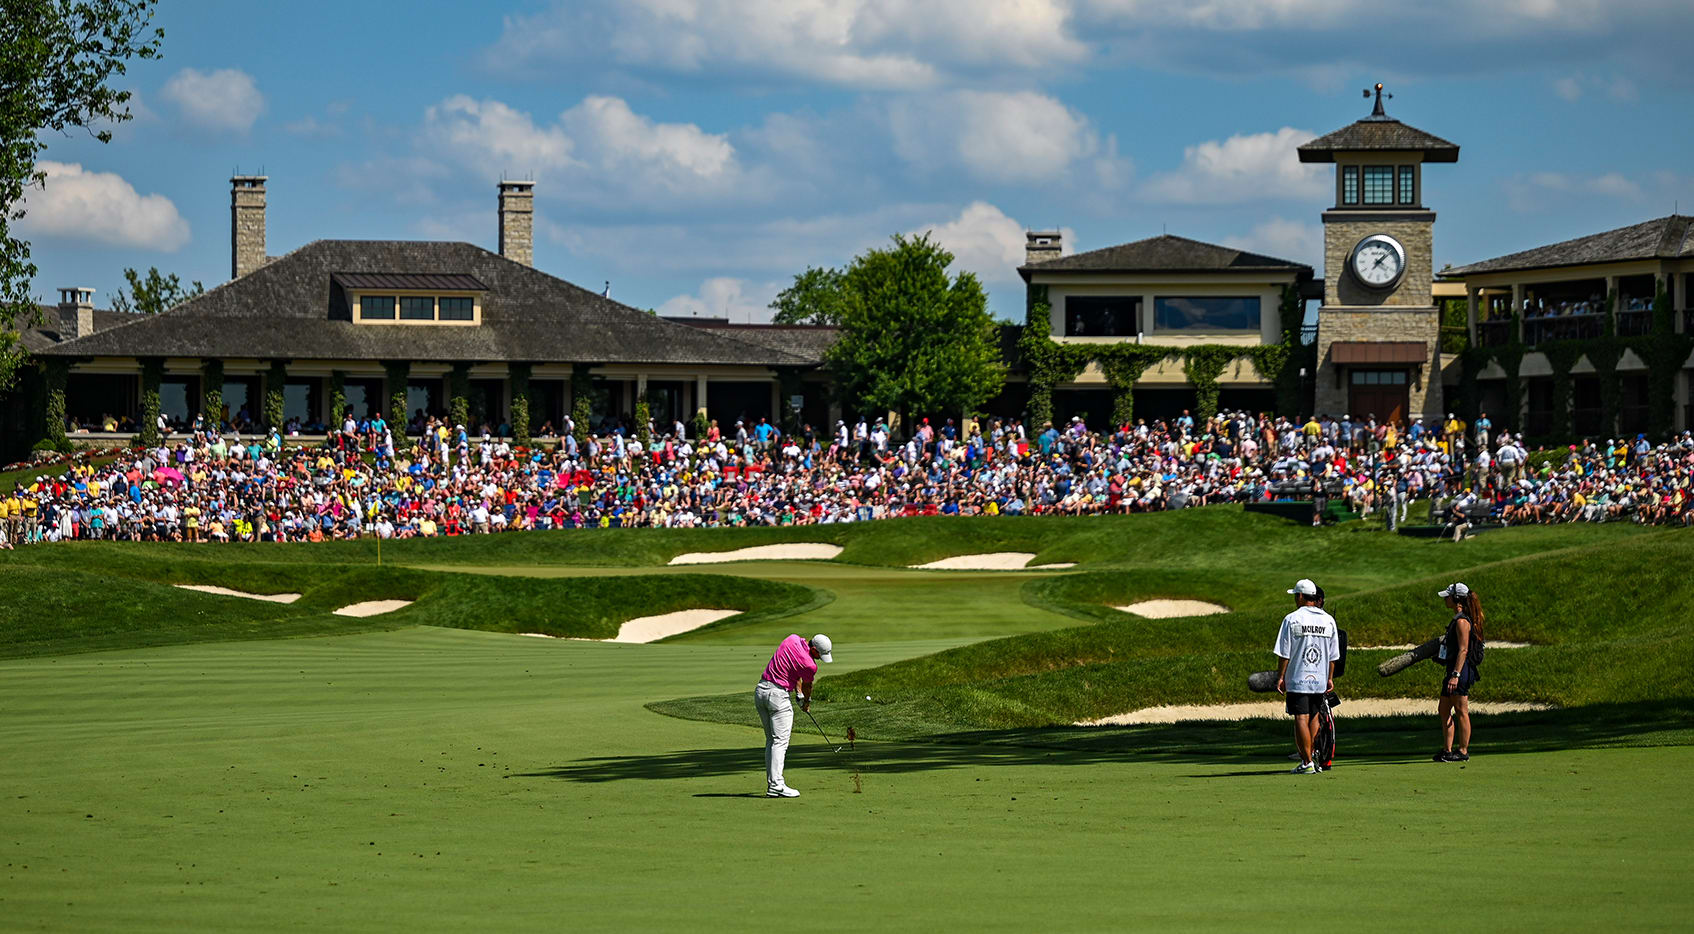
[1444,215,1694,277]
[18,307,138,353]
[1297,119,1459,163]
[36,240,815,367]
[669,320,839,365]
[1019,234,1312,279]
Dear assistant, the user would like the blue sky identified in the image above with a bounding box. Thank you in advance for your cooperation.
[18,0,1694,322]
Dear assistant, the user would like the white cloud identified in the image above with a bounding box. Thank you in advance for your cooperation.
[486,0,1086,89]
[888,91,1126,185]
[16,162,190,250]
[912,201,1073,283]
[1554,76,1584,101]
[1141,127,1325,204]
[420,95,741,206]
[423,95,577,175]
[161,67,264,131]
[1225,217,1323,271]
[284,115,341,138]
[658,277,783,322]
[1551,73,1640,102]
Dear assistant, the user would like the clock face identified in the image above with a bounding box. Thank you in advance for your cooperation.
[1350,234,1406,290]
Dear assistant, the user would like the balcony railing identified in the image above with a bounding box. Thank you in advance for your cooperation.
[1524,313,1603,346]
[1477,319,1514,347]
[1616,309,1653,337]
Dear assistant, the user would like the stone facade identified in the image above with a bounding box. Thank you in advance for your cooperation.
[231,176,267,279]
[1321,212,1435,307]
[1313,306,1443,419]
[498,181,534,267]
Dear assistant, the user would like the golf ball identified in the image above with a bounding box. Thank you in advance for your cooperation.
[865,695,872,701]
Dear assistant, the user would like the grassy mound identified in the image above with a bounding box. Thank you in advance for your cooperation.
[654,530,1694,740]
[0,548,820,657]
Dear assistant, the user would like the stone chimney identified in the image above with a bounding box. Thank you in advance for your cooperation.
[57,287,94,340]
[231,175,268,279]
[498,180,534,266]
[1025,229,1062,266]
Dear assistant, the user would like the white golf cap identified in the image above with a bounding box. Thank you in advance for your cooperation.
[1438,582,1471,598]
[1287,578,1318,596]
[809,633,833,663]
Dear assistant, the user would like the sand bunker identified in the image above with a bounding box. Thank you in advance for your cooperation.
[1030,563,1078,570]
[175,584,301,604]
[910,552,1043,570]
[332,600,414,617]
[1078,698,1555,726]
[1116,599,1230,618]
[669,544,842,565]
[1357,642,1531,650]
[608,608,740,643]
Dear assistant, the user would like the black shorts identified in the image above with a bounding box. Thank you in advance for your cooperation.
[1441,665,1479,697]
[1286,692,1324,716]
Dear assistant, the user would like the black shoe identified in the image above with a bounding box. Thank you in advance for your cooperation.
[1434,749,1454,762]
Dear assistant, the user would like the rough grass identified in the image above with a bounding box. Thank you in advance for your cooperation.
[655,528,1694,738]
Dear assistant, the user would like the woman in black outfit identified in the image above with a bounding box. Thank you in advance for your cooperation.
[1434,582,1485,762]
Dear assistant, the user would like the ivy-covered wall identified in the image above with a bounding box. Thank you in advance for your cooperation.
[383,360,410,434]
[264,360,288,433]
[1020,283,1300,427]
[509,363,532,445]
[1454,285,1690,441]
[201,359,224,430]
[138,357,164,446]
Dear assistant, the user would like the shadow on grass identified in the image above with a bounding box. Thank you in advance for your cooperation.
[510,700,1693,784]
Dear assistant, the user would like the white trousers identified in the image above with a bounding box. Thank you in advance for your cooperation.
[754,680,793,793]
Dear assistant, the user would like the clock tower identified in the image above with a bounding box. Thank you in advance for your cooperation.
[1300,85,1459,424]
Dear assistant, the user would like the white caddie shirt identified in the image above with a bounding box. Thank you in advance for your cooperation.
[1273,605,1340,695]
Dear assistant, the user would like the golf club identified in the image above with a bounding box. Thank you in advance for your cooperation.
[804,707,846,753]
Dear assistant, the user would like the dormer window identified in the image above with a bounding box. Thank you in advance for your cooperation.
[400,296,435,320]
[335,272,487,326]
[360,295,395,320]
[1342,166,1359,205]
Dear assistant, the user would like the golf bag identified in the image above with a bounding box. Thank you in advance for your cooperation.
[1314,628,1347,769]
[1313,691,1339,768]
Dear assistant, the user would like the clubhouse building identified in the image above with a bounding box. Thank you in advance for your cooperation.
[9,91,1694,451]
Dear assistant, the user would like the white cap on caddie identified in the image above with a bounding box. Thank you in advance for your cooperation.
[810,633,833,663]
[1287,578,1318,596]
[1438,582,1471,598]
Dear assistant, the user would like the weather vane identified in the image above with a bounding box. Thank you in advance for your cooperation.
[1363,82,1392,118]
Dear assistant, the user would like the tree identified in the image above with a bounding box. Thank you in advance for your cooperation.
[110,265,203,314]
[824,233,1003,433]
[769,265,847,325]
[2,1,163,391]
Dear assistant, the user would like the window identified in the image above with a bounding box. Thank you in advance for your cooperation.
[1349,370,1408,386]
[1362,166,1394,204]
[1342,166,1359,205]
[1153,296,1260,332]
[400,296,435,320]
[1063,296,1140,337]
[360,295,395,320]
[439,296,474,321]
[1398,165,1415,204]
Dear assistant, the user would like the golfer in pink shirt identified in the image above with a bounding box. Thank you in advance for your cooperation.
[755,633,833,797]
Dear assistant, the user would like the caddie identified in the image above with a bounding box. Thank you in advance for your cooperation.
[754,633,833,797]
[1274,579,1340,774]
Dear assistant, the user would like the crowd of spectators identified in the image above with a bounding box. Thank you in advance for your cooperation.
[4,407,1692,548]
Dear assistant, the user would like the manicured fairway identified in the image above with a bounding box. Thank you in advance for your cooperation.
[2,513,1689,930]
[2,627,1690,932]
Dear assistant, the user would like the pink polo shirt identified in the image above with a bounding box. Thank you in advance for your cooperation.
[760,634,817,692]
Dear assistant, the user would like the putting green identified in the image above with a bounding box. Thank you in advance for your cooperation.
[2,626,1690,931]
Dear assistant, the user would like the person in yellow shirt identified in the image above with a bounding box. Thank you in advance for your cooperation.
[0,493,14,547]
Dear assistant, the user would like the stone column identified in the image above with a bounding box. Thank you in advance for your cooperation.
[695,375,708,417]
[1510,283,1525,341]
[1466,285,1479,344]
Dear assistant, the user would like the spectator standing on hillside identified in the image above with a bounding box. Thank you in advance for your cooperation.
[1275,578,1339,774]
[753,632,833,798]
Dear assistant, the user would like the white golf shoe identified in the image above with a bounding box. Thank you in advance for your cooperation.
[767,786,800,798]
